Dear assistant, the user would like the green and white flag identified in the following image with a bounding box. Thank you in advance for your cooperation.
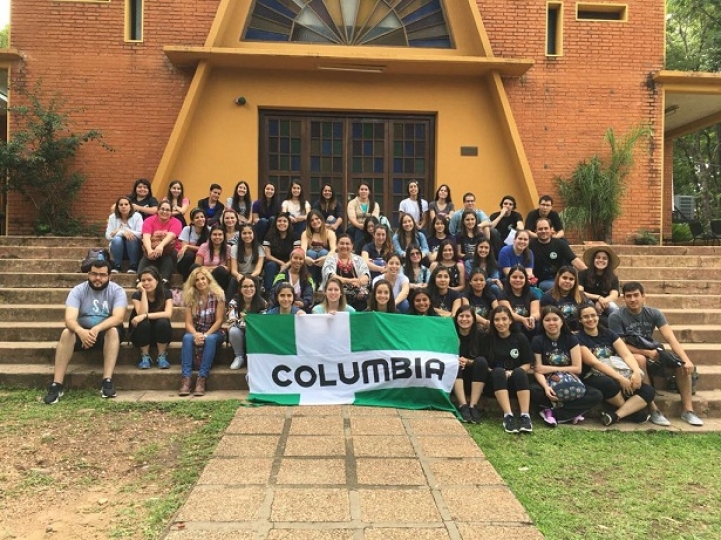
[247,312,459,413]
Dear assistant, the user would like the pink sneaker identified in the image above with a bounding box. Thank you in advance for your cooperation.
[571,414,585,425]
[539,409,557,427]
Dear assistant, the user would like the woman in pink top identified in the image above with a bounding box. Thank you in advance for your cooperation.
[138,200,182,282]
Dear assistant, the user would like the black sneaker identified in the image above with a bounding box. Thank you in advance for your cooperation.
[43,382,64,405]
[503,414,518,434]
[101,378,117,399]
[600,411,614,426]
[458,404,472,423]
[469,405,482,424]
[518,414,533,433]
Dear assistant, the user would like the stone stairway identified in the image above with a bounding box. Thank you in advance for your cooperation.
[0,237,719,417]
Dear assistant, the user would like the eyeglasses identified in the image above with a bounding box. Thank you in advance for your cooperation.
[410,252,422,256]
[158,207,171,213]
[88,272,110,278]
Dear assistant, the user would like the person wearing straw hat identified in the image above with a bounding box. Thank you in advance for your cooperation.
[579,246,621,319]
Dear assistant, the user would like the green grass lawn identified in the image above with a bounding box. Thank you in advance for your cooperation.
[2,389,720,540]
[468,423,721,540]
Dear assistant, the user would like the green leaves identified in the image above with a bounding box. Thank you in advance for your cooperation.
[556,126,651,241]
[0,81,112,235]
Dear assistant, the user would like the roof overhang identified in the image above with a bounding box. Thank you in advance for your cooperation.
[164,46,534,78]
[655,70,721,139]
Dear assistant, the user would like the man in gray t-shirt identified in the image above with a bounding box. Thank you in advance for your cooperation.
[43,259,128,404]
[609,281,702,426]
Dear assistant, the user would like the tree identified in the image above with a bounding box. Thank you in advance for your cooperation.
[556,126,652,242]
[0,25,9,49]
[666,0,721,223]
[0,82,111,234]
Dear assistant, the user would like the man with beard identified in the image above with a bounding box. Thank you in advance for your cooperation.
[43,258,128,404]
[530,217,586,292]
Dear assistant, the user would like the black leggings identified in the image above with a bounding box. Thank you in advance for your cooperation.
[530,381,604,423]
[130,317,172,348]
[584,373,655,403]
[457,356,489,396]
[483,367,530,396]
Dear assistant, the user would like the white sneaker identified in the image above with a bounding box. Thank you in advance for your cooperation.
[650,410,671,426]
[230,356,245,370]
[680,410,704,426]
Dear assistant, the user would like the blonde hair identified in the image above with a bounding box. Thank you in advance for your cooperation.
[183,267,225,310]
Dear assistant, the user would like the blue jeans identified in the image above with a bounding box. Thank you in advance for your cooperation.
[181,330,224,378]
[264,260,281,292]
[397,299,410,314]
[110,235,140,269]
[306,248,328,286]
[253,217,274,244]
[539,279,555,292]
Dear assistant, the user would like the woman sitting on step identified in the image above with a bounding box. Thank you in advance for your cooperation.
[179,267,226,397]
[106,195,143,274]
[577,304,655,425]
[227,275,267,370]
[129,267,173,370]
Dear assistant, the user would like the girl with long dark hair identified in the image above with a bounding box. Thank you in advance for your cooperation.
[530,306,603,426]
[367,279,396,313]
[451,305,488,423]
[282,180,311,236]
[227,275,267,370]
[177,208,209,281]
[312,183,344,232]
[392,213,429,259]
[483,306,534,433]
[301,209,337,286]
[465,238,502,295]
[106,195,143,273]
[346,181,380,244]
[252,182,280,242]
[167,180,189,227]
[404,245,431,289]
[227,181,253,225]
[262,212,299,293]
[194,224,231,291]
[498,265,540,339]
[398,180,428,232]
[426,265,466,317]
[129,266,173,370]
[540,266,592,332]
[464,268,498,332]
[428,183,455,223]
[362,223,393,279]
[429,238,465,292]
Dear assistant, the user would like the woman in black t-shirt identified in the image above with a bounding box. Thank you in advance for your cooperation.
[540,266,592,333]
[530,306,603,426]
[464,268,497,332]
[497,265,540,339]
[427,265,465,317]
[482,306,533,433]
[129,266,173,370]
[451,305,488,424]
[577,304,655,425]
[262,213,298,293]
[579,246,621,322]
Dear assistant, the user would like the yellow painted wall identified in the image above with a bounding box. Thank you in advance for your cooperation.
[168,67,536,217]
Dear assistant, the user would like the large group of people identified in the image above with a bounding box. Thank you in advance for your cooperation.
[43,181,703,431]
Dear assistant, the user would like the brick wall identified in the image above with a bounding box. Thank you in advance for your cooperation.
[477,0,665,242]
[7,0,219,233]
[6,0,665,242]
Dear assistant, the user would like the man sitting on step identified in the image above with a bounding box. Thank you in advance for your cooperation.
[43,258,128,404]
[609,281,703,426]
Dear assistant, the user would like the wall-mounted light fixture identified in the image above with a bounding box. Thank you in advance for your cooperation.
[235,96,247,106]
[664,104,679,116]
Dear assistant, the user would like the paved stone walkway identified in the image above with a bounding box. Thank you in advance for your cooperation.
[159,403,545,540]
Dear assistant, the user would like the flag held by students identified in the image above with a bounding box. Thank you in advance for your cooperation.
[246,312,458,413]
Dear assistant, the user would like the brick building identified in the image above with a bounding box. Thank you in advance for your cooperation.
[2,0,719,240]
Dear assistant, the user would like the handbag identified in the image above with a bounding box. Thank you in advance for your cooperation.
[592,355,636,380]
[343,284,369,302]
[80,248,112,272]
[547,371,586,402]
[622,334,685,369]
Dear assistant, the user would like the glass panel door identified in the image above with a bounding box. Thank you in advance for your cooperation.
[259,112,434,226]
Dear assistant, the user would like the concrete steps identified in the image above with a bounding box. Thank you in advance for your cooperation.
[0,238,720,416]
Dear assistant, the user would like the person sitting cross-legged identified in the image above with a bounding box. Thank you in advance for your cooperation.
[43,259,127,404]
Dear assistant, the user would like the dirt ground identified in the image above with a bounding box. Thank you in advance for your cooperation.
[0,406,204,540]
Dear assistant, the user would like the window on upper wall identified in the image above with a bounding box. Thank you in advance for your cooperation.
[576,3,627,22]
[546,2,563,56]
[242,0,453,49]
[125,0,143,42]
